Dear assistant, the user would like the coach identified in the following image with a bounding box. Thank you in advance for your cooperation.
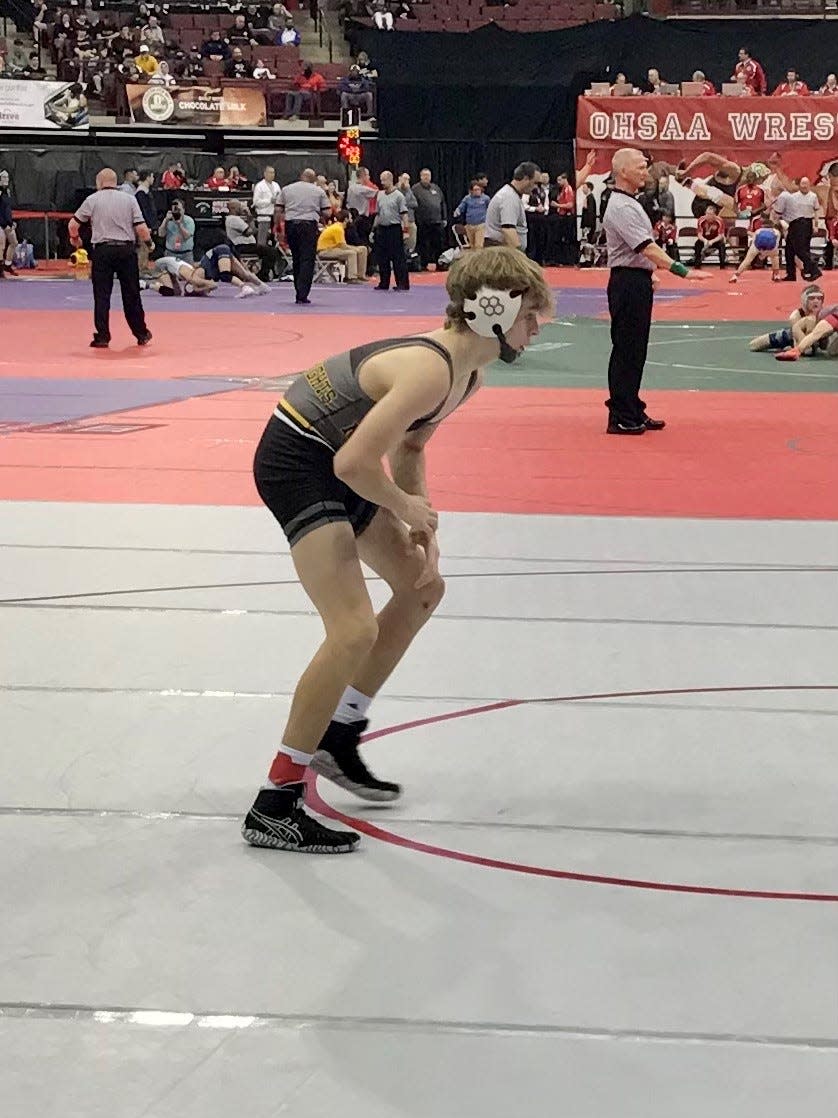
[68,168,152,349]
[603,148,709,435]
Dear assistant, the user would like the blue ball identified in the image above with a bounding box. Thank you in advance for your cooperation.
[754,228,777,251]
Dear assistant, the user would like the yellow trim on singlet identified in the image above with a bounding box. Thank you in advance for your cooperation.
[278,398,312,429]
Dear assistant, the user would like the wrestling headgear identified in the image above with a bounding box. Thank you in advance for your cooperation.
[462,286,524,363]
[800,283,825,313]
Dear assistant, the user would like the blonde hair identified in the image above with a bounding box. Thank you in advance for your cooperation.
[445,247,553,330]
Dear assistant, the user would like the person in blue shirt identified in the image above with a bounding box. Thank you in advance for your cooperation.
[452,180,490,250]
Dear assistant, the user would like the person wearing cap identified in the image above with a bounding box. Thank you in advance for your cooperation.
[134,44,158,75]
[68,167,153,349]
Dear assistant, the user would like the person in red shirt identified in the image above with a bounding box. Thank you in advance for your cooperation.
[161,162,187,190]
[736,170,767,226]
[282,63,326,119]
[692,69,716,96]
[732,47,766,95]
[653,213,680,261]
[548,171,577,265]
[205,166,228,190]
[692,203,726,267]
[818,73,838,95]
[773,69,810,96]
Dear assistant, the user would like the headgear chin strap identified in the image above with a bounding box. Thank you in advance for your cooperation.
[462,286,524,364]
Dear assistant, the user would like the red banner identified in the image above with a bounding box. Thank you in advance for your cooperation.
[577,95,838,181]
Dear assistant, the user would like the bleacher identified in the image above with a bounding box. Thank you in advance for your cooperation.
[360,0,621,32]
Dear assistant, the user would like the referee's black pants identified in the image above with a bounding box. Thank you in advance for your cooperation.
[285,219,319,301]
[375,223,409,289]
[606,267,653,427]
[785,217,821,280]
[91,242,147,343]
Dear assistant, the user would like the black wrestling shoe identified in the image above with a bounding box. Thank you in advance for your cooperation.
[606,420,646,435]
[241,783,360,853]
[311,719,402,802]
[642,415,666,430]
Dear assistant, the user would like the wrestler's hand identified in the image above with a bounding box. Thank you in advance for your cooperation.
[409,528,441,590]
[583,150,596,170]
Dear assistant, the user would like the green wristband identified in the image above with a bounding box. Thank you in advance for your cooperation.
[670,261,689,278]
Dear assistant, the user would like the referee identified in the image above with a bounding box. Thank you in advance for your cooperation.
[603,148,708,434]
[277,168,332,305]
[68,168,152,349]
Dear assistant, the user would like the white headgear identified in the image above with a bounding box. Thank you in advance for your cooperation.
[462,286,523,341]
[801,283,824,313]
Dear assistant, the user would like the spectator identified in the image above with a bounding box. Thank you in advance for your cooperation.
[53,12,76,59]
[17,51,47,79]
[736,169,766,224]
[253,58,277,79]
[524,172,549,265]
[225,199,284,278]
[109,26,136,59]
[393,0,415,17]
[228,14,256,45]
[227,166,250,190]
[773,69,810,97]
[140,15,165,51]
[484,162,539,252]
[120,168,139,194]
[397,172,418,253]
[158,197,195,262]
[579,181,597,245]
[278,18,301,46]
[283,63,324,118]
[473,171,489,193]
[653,212,679,261]
[599,174,614,221]
[135,169,157,272]
[161,162,187,189]
[339,66,374,119]
[202,30,231,61]
[818,73,838,96]
[148,59,176,85]
[245,4,271,39]
[373,170,409,289]
[32,2,49,48]
[413,168,447,271]
[182,48,205,80]
[135,44,158,75]
[691,202,726,268]
[205,167,229,190]
[225,46,252,78]
[549,170,577,265]
[317,209,369,281]
[253,165,282,245]
[657,174,675,220]
[346,166,378,257]
[356,50,378,79]
[692,70,716,96]
[266,4,293,39]
[611,71,630,92]
[454,179,491,250]
[134,3,154,30]
[368,0,394,30]
[732,46,766,95]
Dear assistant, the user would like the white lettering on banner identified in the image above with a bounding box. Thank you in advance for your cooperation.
[659,112,684,141]
[589,111,610,140]
[638,112,657,141]
[789,114,812,142]
[764,113,787,142]
[612,112,635,141]
[814,113,835,141]
[729,113,760,142]
[685,112,710,141]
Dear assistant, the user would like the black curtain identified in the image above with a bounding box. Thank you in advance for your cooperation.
[350,14,838,140]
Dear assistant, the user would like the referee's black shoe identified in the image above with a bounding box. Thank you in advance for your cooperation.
[90,337,110,349]
[311,718,402,802]
[606,420,646,435]
[641,415,666,431]
[136,331,153,346]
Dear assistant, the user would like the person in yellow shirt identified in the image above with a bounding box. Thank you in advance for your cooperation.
[134,45,159,76]
[316,210,368,282]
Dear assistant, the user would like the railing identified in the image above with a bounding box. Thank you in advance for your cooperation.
[316,2,335,63]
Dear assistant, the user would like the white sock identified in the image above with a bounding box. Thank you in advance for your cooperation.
[333,686,372,725]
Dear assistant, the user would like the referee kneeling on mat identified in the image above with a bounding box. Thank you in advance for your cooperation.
[68,167,152,349]
[603,148,709,435]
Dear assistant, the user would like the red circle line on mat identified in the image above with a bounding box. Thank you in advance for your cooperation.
[306,684,838,903]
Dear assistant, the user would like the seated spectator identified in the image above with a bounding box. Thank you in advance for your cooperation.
[53,12,76,58]
[356,50,378,79]
[225,46,252,78]
[135,45,158,76]
[225,199,284,278]
[277,17,301,46]
[819,73,838,96]
[108,26,137,59]
[141,16,165,51]
[161,162,187,189]
[732,71,754,96]
[245,4,272,38]
[774,69,810,97]
[267,4,294,39]
[317,210,369,282]
[253,58,276,79]
[653,212,679,261]
[32,2,49,48]
[228,14,257,45]
[692,70,716,96]
[16,50,47,79]
[133,3,154,30]
[452,180,490,249]
[394,1,415,18]
[182,48,205,80]
[158,197,195,262]
[282,63,324,118]
[227,166,250,190]
[202,30,231,61]
[691,202,726,268]
[205,167,229,190]
[148,59,176,85]
[368,0,394,30]
[339,66,374,118]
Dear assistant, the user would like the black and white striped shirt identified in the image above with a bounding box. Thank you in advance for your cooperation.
[73,187,146,245]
